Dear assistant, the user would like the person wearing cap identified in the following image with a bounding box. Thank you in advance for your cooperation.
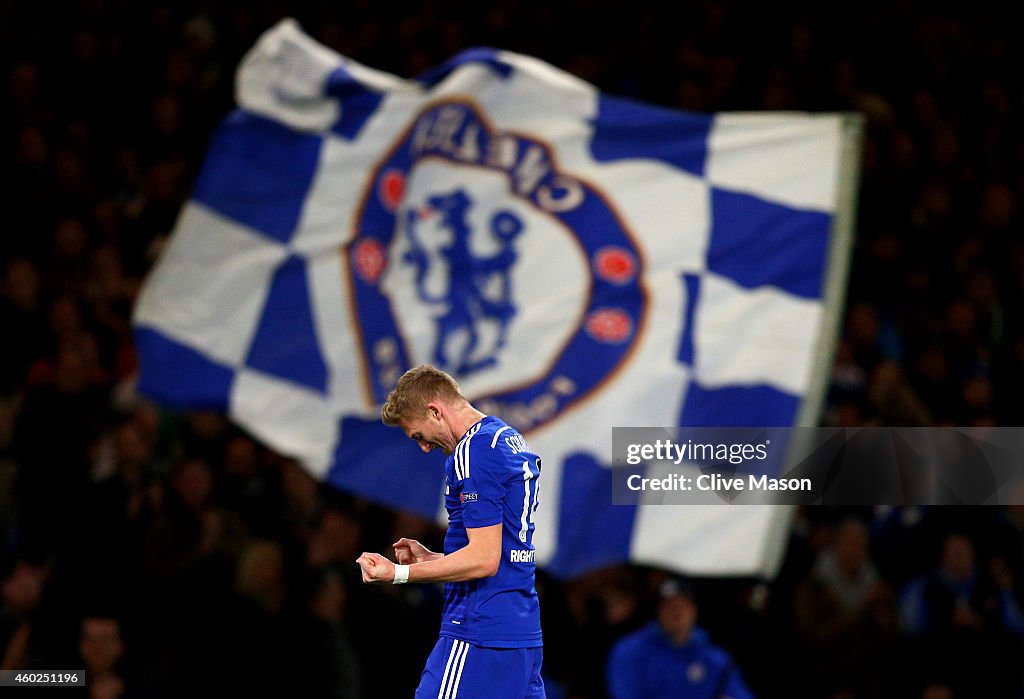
[606,577,755,699]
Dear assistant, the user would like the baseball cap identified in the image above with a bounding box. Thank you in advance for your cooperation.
[658,576,696,602]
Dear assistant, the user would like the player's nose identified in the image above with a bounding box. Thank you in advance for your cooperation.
[418,441,432,453]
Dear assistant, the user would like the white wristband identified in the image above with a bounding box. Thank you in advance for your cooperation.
[393,564,410,585]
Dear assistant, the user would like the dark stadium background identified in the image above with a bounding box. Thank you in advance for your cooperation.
[1,1,1023,697]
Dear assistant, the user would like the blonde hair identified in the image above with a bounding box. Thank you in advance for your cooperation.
[381,365,464,425]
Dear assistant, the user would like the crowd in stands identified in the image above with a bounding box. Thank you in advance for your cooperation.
[1,1,1023,697]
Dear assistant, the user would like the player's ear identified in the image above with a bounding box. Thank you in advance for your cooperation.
[426,402,441,420]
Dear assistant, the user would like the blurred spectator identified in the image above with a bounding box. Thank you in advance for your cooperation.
[869,506,943,591]
[898,532,1024,696]
[808,518,884,616]
[919,684,955,699]
[306,508,363,571]
[0,560,49,671]
[794,518,905,698]
[829,339,867,402]
[90,672,126,699]
[907,345,958,423]
[280,458,324,536]
[991,496,1024,585]
[78,614,133,693]
[143,457,214,576]
[120,158,191,278]
[82,411,161,598]
[994,334,1024,424]
[11,340,110,558]
[865,359,933,426]
[842,302,887,375]
[176,411,231,463]
[942,299,987,383]
[564,568,646,699]
[288,567,362,699]
[218,433,280,537]
[216,539,291,698]
[45,217,92,297]
[606,577,753,699]
[0,257,47,396]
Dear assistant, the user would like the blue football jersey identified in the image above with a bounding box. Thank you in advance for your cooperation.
[439,415,543,648]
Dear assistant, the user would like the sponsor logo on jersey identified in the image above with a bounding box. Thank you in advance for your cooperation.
[509,549,536,563]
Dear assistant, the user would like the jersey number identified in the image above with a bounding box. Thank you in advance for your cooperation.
[519,459,541,543]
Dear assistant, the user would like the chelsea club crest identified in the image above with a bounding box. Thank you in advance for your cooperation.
[346,98,647,432]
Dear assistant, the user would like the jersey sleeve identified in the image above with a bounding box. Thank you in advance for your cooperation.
[458,431,508,529]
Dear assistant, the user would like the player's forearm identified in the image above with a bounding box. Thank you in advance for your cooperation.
[407,545,498,583]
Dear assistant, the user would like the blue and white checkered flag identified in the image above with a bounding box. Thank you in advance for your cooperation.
[132,19,861,579]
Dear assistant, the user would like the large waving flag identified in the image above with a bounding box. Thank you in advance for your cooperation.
[132,19,861,580]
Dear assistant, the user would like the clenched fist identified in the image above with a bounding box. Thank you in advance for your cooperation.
[355,552,395,584]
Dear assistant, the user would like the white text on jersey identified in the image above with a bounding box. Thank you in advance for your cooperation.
[509,549,536,563]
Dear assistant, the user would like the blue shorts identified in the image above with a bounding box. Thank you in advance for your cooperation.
[414,636,545,699]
